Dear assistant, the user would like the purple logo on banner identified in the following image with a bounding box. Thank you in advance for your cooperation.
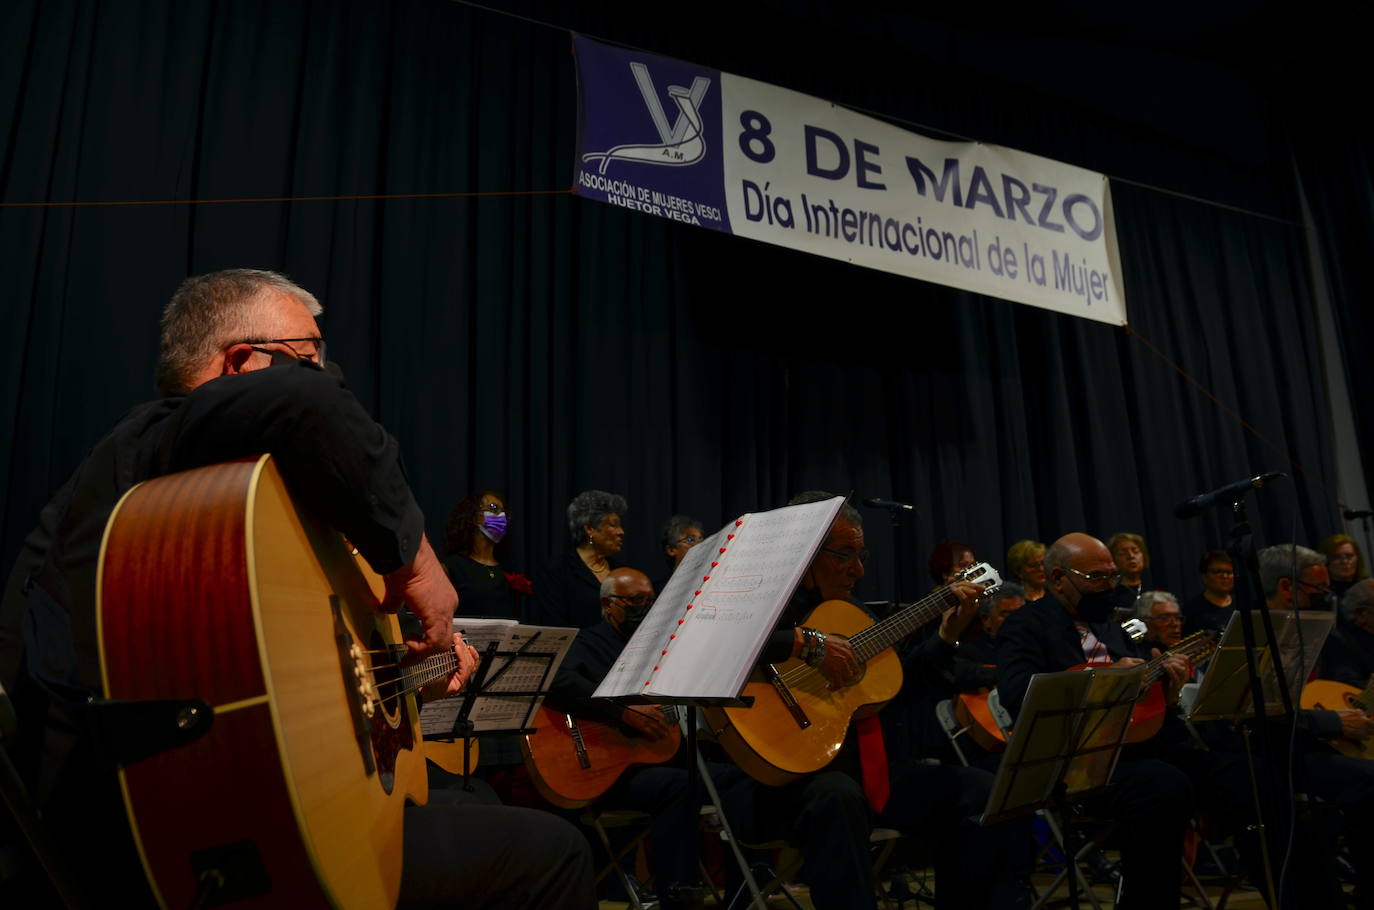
[573,35,730,232]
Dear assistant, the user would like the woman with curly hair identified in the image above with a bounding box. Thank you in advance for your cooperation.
[527,489,628,629]
[441,489,529,618]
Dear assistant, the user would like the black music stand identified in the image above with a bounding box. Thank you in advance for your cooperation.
[420,627,574,787]
[980,665,1145,910]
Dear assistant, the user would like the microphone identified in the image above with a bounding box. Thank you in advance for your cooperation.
[1344,508,1374,521]
[863,497,915,512]
[1175,472,1286,519]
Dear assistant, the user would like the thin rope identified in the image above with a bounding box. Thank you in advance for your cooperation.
[0,187,574,209]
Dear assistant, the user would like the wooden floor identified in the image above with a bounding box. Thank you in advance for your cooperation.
[595,854,1280,908]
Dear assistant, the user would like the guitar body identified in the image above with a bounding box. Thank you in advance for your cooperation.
[522,705,681,808]
[1123,683,1167,743]
[424,737,482,776]
[703,599,902,786]
[98,455,426,908]
[953,690,1008,752]
[1301,679,1372,760]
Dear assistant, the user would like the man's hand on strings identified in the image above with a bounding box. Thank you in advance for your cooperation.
[420,633,481,701]
[1150,648,1190,704]
[382,533,457,657]
[1337,708,1374,741]
[938,581,986,645]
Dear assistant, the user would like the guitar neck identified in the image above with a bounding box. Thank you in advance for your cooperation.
[849,587,961,663]
[400,649,458,697]
[1141,632,1216,685]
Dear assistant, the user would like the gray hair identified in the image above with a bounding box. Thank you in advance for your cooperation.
[980,580,1025,617]
[1257,544,1325,598]
[156,269,322,396]
[787,491,862,527]
[1134,590,1179,620]
[567,490,628,544]
[1341,578,1374,623]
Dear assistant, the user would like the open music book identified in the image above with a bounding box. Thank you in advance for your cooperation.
[593,496,844,703]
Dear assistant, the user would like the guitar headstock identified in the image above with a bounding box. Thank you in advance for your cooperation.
[953,562,1003,596]
[1121,618,1148,641]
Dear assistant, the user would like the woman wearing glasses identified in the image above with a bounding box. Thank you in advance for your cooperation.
[1317,533,1368,600]
[655,513,704,591]
[441,490,528,619]
[1181,550,1235,635]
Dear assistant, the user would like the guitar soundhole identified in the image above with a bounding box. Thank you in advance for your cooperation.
[366,632,414,794]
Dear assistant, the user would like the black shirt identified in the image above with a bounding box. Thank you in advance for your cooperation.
[443,553,522,619]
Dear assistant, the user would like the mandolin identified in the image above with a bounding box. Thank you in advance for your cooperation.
[1301,676,1374,760]
[703,563,1001,785]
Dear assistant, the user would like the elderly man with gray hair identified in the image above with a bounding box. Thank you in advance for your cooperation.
[1134,590,1184,650]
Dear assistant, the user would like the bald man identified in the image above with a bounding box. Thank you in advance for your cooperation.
[545,567,706,909]
[995,532,1194,910]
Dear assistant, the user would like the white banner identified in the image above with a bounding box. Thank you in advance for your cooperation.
[574,37,1127,325]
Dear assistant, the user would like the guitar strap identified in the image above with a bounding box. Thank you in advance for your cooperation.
[854,715,890,813]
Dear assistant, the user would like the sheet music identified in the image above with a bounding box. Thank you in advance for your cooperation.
[1188,609,1334,722]
[594,496,844,701]
[420,618,576,735]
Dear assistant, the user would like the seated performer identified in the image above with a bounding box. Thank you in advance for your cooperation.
[0,269,593,907]
[954,580,1026,690]
[1135,590,1184,650]
[996,532,1194,910]
[719,492,1027,910]
[543,567,706,909]
[1326,578,1374,687]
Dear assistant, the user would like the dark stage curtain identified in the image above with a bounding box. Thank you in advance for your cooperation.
[0,0,1344,609]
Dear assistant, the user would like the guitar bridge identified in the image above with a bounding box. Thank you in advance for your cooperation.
[765,663,811,730]
[565,714,591,769]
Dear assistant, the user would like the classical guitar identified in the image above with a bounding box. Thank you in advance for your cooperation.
[1301,676,1374,760]
[703,563,1002,785]
[521,704,682,808]
[98,455,460,908]
[952,618,1150,752]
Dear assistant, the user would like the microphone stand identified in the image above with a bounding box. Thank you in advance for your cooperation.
[1225,495,1297,907]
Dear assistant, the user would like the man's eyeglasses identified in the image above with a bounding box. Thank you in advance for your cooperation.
[239,336,326,365]
[1298,580,1334,597]
[1206,568,1235,576]
[822,547,869,564]
[1062,566,1121,587]
[607,594,655,608]
[481,502,505,514]
[1329,553,1358,563]
[1151,614,1183,625]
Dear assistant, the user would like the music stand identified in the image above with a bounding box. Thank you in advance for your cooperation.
[981,665,1145,910]
[1188,610,1334,723]
[420,624,576,786]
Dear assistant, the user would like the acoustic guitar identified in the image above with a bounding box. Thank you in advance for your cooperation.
[1108,629,1219,743]
[521,704,682,808]
[1301,676,1374,760]
[98,455,458,908]
[703,563,1002,785]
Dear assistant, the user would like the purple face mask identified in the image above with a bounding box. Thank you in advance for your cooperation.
[479,511,508,543]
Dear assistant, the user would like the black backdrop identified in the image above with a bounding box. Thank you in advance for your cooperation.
[1,0,1364,605]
